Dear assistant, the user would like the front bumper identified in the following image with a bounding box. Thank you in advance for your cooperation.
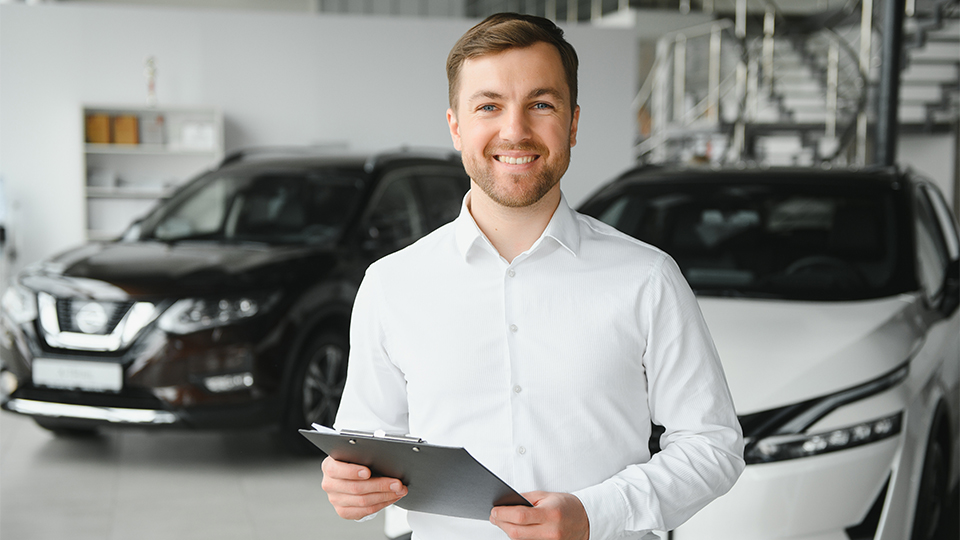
[673,436,902,539]
[5,398,178,424]
[0,315,286,430]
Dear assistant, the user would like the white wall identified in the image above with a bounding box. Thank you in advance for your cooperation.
[0,3,636,280]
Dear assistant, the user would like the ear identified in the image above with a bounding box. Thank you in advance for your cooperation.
[446,108,462,151]
[569,105,580,148]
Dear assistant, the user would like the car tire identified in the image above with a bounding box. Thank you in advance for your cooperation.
[281,331,349,454]
[33,418,99,437]
[912,419,948,540]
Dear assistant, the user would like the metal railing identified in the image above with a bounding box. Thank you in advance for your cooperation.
[635,0,871,165]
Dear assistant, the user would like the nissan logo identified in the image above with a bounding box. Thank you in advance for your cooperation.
[75,302,109,334]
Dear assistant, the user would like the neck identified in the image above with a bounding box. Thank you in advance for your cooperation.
[468,184,561,263]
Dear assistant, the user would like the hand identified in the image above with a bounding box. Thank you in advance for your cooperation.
[490,491,590,540]
[320,455,408,520]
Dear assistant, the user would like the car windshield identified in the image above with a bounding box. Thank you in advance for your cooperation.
[582,178,910,301]
[135,167,365,245]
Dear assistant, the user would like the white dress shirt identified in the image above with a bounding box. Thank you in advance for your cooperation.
[335,192,744,540]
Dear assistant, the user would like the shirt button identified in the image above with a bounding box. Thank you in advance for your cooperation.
[508,269,516,277]
[517,446,526,455]
[509,324,518,333]
[513,385,522,393]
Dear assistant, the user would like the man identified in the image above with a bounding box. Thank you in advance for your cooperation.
[321,13,744,540]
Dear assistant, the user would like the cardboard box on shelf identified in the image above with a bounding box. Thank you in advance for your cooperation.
[112,115,139,145]
[85,114,111,144]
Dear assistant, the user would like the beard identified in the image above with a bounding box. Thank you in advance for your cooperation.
[463,140,571,208]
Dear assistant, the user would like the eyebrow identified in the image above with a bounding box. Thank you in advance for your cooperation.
[466,87,565,104]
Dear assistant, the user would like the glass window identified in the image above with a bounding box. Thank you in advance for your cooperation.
[581,181,907,301]
[417,170,469,230]
[140,168,364,245]
[153,175,230,240]
[915,186,950,299]
[366,174,423,246]
[922,184,959,260]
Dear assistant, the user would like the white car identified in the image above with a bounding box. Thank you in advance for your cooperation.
[383,165,959,540]
[578,166,959,540]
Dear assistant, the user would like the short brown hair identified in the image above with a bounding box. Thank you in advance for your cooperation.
[446,13,579,111]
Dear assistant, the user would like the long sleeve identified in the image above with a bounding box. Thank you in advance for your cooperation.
[573,254,745,539]
[334,264,410,435]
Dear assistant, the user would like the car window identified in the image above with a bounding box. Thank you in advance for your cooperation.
[922,184,959,260]
[583,180,908,301]
[141,168,364,245]
[915,186,950,299]
[416,168,470,230]
[366,172,423,247]
[153,175,230,240]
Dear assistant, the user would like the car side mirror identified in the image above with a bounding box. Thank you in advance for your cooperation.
[939,258,959,316]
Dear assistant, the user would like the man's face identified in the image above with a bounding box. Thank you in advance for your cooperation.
[446,42,580,208]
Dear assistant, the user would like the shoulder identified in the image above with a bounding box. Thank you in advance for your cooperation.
[366,221,459,280]
[574,210,669,267]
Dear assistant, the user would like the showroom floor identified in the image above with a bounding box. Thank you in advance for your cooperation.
[0,411,386,540]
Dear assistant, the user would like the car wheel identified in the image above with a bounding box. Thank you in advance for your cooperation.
[912,423,948,540]
[282,331,349,454]
[33,418,99,437]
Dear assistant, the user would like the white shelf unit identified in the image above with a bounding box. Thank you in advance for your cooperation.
[82,104,224,241]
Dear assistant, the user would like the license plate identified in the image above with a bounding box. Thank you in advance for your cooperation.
[33,358,122,393]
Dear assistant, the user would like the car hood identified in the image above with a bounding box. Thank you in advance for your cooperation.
[698,294,923,414]
[21,241,340,299]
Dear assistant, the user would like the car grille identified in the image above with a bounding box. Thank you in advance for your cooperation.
[56,299,134,335]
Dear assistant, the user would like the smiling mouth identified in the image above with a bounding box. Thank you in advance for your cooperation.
[495,155,538,165]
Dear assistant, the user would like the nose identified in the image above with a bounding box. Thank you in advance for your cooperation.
[499,107,532,143]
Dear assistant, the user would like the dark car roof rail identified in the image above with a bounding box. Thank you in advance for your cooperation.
[363,146,462,172]
[219,143,351,167]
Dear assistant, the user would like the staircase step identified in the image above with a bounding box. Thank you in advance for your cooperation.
[902,79,957,86]
[899,103,928,123]
[782,95,826,109]
[906,18,959,38]
[901,84,947,101]
[902,62,959,81]
[910,41,959,60]
[773,77,822,93]
[792,110,829,123]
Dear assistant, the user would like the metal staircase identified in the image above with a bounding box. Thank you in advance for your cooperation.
[900,4,959,130]
[631,0,959,166]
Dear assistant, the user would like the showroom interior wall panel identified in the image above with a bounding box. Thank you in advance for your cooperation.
[0,3,636,282]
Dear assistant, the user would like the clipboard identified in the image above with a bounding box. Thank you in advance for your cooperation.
[300,426,531,520]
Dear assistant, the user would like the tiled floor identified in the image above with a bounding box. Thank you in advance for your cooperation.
[0,411,386,540]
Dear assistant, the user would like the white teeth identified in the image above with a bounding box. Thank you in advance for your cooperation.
[497,155,535,165]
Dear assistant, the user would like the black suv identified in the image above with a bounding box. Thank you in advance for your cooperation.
[0,147,469,451]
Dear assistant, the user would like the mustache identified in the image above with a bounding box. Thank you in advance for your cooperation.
[485,142,547,156]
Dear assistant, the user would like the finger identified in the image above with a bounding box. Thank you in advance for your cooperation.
[322,475,407,497]
[321,455,372,480]
[490,504,542,527]
[330,497,399,521]
[327,486,406,510]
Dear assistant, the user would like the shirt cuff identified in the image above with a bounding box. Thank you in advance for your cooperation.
[354,510,380,523]
[573,481,632,540]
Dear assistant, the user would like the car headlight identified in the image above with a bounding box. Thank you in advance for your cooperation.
[1,284,38,324]
[742,364,908,464]
[747,412,903,463]
[157,293,279,334]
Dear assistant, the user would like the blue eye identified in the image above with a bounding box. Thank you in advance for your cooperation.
[480,104,497,112]
[533,103,554,110]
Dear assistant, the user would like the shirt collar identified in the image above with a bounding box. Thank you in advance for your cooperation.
[454,190,581,261]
